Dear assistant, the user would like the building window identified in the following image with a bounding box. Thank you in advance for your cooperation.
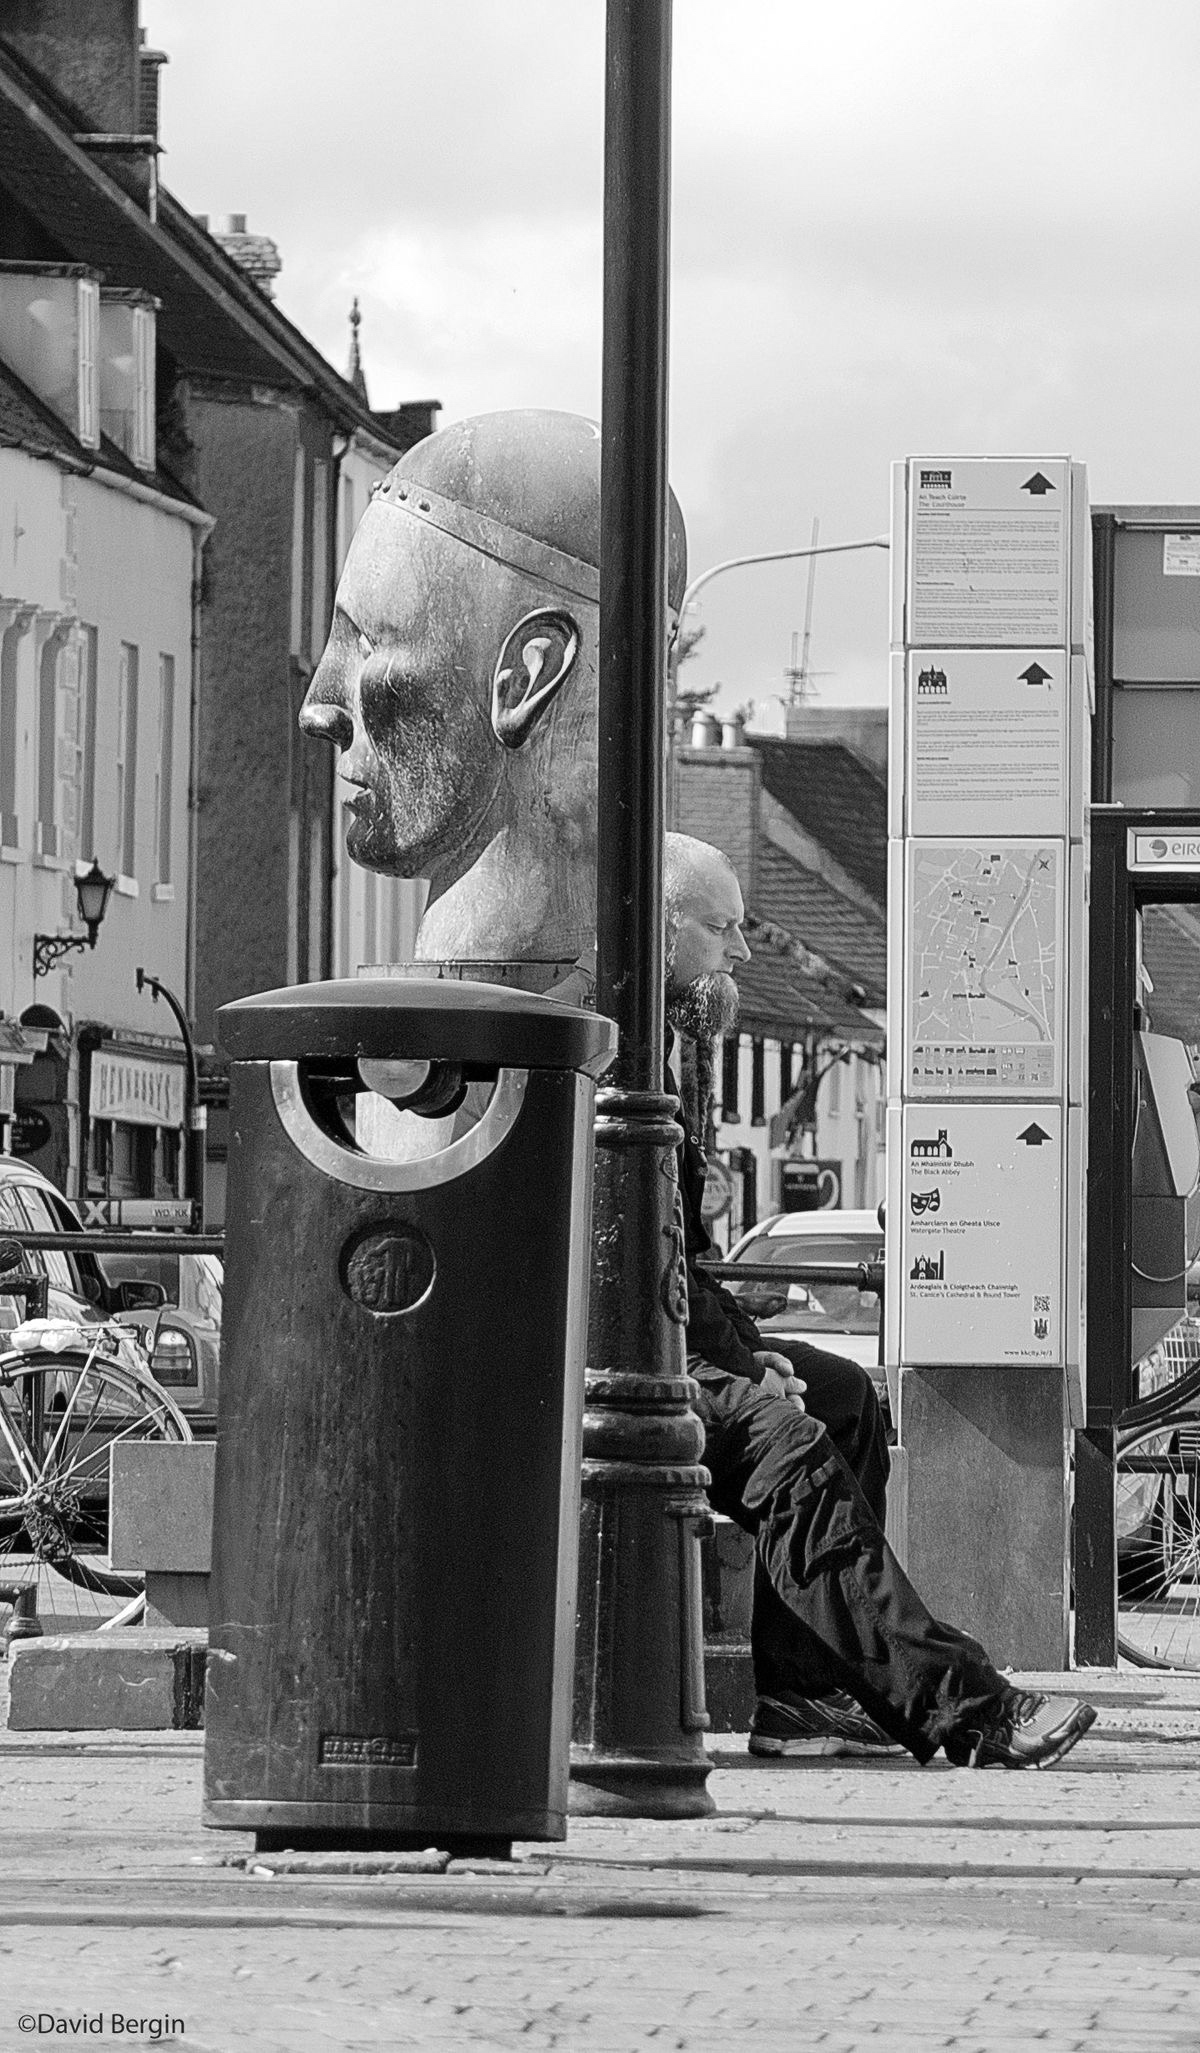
[133,302,155,470]
[154,653,175,884]
[290,448,306,660]
[307,812,324,980]
[750,1038,765,1126]
[827,1055,843,1116]
[116,642,139,878]
[720,1034,741,1123]
[77,277,99,449]
[779,1041,794,1100]
[79,625,99,858]
[362,867,378,966]
[286,807,300,986]
[310,457,329,660]
[340,473,356,571]
[0,623,21,848]
[36,635,60,857]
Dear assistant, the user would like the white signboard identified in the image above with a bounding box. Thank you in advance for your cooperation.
[1163,533,1200,578]
[90,1051,185,1129]
[907,458,1069,647]
[80,1198,195,1228]
[905,839,1062,1097]
[901,1103,1062,1365]
[907,650,1068,838]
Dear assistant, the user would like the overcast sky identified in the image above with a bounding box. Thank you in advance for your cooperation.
[146,0,1200,726]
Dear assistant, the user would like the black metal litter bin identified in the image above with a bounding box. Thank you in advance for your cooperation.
[202,976,615,1851]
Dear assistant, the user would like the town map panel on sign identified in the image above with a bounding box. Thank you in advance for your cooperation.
[906,841,1061,1096]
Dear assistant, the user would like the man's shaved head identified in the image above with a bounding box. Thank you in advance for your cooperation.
[664,833,740,926]
[663,832,750,1041]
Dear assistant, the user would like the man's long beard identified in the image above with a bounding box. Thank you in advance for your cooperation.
[666,972,740,1142]
[666,970,740,1041]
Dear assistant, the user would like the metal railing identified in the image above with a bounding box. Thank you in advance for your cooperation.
[2,1231,225,1258]
[700,1258,885,1297]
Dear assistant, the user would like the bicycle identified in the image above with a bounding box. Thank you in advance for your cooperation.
[0,1309,192,1641]
[1115,1320,1200,1671]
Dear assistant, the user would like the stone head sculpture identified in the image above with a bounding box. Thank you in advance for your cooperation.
[301,409,687,966]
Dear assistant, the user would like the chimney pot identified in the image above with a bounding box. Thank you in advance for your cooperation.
[690,711,720,748]
[721,714,745,749]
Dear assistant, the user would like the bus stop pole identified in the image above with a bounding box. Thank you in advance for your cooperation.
[569,0,714,1817]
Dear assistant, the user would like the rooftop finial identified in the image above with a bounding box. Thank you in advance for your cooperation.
[347,297,368,403]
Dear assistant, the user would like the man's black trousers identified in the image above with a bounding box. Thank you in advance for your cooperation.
[690,1349,1008,1762]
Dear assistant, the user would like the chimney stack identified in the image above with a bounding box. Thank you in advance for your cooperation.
[207,215,283,298]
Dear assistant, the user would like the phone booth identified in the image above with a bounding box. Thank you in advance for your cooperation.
[1079,503,1200,1665]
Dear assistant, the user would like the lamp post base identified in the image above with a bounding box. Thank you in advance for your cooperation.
[569,1753,714,1819]
[570,1349,715,1819]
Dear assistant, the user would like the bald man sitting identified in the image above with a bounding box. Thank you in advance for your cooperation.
[664,834,1095,1770]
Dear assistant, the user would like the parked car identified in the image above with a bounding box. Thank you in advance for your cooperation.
[0,1154,217,1429]
[95,1247,221,1434]
[717,1207,886,1393]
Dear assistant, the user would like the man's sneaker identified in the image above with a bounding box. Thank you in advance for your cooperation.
[748,1690,905,1758]
[943,1689,1097,1769]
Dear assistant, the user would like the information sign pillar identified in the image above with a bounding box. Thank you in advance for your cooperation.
[887,457,1092,1667]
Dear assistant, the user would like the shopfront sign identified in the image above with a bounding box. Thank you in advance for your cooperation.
[91,1050,185,1128]
[8,1108,51,1156]
[1128,830,1200,873]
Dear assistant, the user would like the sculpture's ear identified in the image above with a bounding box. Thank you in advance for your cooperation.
[491,608,580,750]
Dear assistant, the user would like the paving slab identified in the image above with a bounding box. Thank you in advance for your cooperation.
[0,1663,1197,2050]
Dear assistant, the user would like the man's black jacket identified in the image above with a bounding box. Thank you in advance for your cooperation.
[672,1056,766,1384]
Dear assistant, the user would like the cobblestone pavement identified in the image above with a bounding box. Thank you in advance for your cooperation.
[0,1673,1197,2050]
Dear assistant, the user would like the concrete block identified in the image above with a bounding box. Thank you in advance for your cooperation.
[109,1441,215,1572]
[7,1629,208,1730]
[145,1571,210,1628]
[901,1365,1069,1670]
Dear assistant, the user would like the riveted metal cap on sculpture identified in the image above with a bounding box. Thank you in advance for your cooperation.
[372,410,688,616]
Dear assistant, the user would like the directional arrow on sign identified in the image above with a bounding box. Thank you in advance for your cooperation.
[1020,472,1056,496]
[1019,661,1053,687]
[1018,1122,1052,1146]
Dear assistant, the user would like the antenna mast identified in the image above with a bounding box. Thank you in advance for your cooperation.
[786,515,821,705]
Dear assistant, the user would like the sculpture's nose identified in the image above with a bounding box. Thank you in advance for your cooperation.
[299,698,354,750]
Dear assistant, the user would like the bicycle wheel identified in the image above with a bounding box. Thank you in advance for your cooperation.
[0,1339,191,1634]
[1116,1414,1200,1670]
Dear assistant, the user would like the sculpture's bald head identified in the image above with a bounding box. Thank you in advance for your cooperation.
[301,411,686,910]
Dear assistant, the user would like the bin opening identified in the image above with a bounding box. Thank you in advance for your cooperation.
[298,1058,502,1155]
[357,1056,468,1118]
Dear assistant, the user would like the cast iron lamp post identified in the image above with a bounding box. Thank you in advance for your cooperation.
[135,967,206,1228]
[569,0,715,1819]
[32,859,116,978]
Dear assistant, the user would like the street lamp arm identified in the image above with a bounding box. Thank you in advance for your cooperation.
[135,967,205,1227]
[680,535,890,617]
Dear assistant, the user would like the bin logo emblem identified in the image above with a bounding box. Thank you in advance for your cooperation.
[342,1225,436,1316]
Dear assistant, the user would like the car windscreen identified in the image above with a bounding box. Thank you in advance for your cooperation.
[726,1233,883,1333]
[96,1251,222,1325]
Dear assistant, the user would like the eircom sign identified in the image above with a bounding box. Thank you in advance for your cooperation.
[1129,831,1200,873]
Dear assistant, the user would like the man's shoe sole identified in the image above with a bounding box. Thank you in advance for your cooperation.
[748,1733,903,1759]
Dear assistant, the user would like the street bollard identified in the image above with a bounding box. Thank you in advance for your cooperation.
[202,976,615,1855]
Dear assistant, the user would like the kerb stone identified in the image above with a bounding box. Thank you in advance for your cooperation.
[7,1629,208,1730]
